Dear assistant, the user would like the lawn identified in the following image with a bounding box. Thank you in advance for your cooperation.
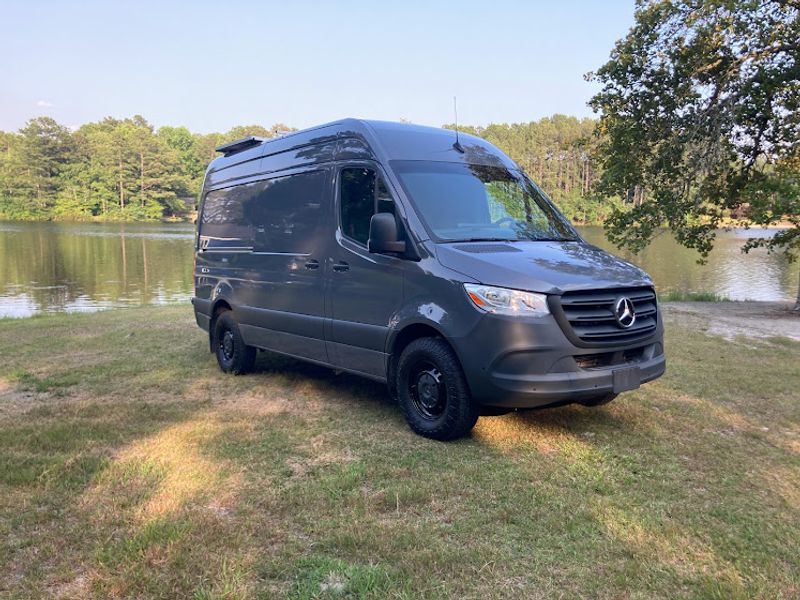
[0,306,797,599]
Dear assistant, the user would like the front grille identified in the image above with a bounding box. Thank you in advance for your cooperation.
[556,286,658,345]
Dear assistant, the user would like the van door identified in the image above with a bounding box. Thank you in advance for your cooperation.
[235,168,330,362]
[326,165,404,378]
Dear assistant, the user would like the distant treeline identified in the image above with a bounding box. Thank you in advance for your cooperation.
[0,114,619,223]
[444,115,621,224]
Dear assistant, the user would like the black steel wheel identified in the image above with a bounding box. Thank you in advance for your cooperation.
[396,337,478,441]
[213,310,256,375]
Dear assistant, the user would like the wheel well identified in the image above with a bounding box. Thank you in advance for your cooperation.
[208,300,232,351]
[212,300,231,318]
[387,323,451,397]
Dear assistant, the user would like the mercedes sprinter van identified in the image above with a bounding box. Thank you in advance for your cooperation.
[192,119,665,440]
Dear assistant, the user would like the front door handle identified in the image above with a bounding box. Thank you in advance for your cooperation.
[305,259,320,270]
[332,261,350,272]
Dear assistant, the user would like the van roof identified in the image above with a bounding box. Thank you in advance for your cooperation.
[204,118,515,190]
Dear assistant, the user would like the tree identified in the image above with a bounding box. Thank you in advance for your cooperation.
[588,0,800,309]
[443,116,616,224]
[0,117,299,221]
[158,126,204,192]
[0,117,75,218]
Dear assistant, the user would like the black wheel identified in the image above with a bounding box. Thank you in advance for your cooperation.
[213,310,256,374]
[579,393,618,407]
[396,338,479,441]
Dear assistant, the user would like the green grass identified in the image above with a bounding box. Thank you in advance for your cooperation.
[0,306,797,598]
[660,290,733,302]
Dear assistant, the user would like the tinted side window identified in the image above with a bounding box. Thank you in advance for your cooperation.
[339,168,395,245]
[200,183,257,248]
[249,170,326,253]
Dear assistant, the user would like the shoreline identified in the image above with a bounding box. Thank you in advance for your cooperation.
[1,216,796,231]
[3,301,798,340]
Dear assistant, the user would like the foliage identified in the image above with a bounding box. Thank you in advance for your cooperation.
[0,117,294,222]
[445,115,621,223]
[588,0,800,264]
[0,112,619,224]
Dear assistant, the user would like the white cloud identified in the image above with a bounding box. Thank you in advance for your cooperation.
[36,100,54,108]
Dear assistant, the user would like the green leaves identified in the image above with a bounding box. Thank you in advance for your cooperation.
[589,0,800,268]
[444,115,614,224]
[0,118,295,221]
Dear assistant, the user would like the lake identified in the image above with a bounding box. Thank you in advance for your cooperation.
[0,221,797,318]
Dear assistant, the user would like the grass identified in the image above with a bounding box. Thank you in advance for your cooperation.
[0,306,798,598]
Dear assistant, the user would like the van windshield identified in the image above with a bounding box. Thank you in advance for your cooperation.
[391,161,579,243]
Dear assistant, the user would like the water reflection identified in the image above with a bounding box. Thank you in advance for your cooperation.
[0,222,797,318]
[0,222,194,318]
[581,227,799,302]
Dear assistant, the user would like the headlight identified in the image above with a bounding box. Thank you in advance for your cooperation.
[463,284,550,317]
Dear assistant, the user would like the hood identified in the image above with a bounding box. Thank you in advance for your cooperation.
[435,241,652,293]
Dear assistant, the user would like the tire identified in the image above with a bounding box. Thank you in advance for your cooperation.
[213,310,256,375]
[579,393,618,407]
[396,338,479,441]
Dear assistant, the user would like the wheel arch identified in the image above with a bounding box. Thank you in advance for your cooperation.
[208,299,233,351]
[386,321,462,399]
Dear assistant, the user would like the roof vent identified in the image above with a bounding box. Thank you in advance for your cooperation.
[215,136,265,157]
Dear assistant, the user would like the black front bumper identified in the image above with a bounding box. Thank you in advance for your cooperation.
[451,310,666,408]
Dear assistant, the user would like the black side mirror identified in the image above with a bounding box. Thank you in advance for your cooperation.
[368,212,406,254]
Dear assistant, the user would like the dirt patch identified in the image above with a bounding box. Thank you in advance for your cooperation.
[286,434,356,478]
[662,301,800,341]
[0,378,42,416]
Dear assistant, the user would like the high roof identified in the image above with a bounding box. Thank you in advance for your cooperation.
[204,118,515,189]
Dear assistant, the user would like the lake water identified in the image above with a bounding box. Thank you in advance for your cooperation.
[0,221,797,318]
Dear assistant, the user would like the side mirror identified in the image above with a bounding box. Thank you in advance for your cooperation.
[368,212,406,254]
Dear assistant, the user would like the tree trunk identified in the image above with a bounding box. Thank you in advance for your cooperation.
[140,151,145,208]
[118,158,124,210]
[795,272,800,311]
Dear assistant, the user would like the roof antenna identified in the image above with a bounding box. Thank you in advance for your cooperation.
[452,96,465,153]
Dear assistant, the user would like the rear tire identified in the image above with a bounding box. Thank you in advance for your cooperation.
[213,310,256,375]
[579,393,617,407]
[396,338,479,441]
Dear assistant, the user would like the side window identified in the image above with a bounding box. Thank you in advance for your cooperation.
[199,184,257,248]
[249,170,326,253]
[339,167,395,245]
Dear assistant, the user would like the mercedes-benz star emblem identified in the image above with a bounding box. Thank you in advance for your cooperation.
[614,297,636,328]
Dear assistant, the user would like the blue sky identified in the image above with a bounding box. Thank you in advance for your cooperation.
[1,1,635,133]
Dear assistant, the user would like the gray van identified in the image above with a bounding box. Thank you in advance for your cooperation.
[192,119,665,440]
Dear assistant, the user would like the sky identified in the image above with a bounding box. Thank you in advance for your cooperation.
[0,0,635,133]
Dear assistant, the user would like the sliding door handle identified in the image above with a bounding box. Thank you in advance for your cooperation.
[304,259,320,270]
[332,261,350,272]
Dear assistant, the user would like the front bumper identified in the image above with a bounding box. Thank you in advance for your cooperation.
[481,351,666,408]
[451,311,666,408]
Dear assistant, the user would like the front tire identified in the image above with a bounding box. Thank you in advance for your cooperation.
[213,311,256,374]
[396,338,479,441]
